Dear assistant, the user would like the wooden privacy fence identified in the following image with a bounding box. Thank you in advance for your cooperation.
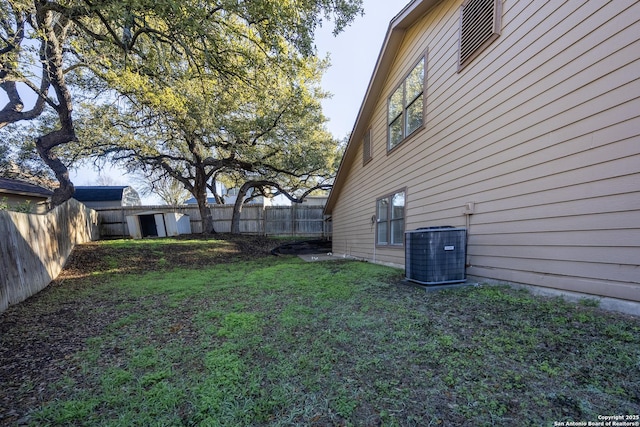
[96,204,331,238]
[0,199,99,313]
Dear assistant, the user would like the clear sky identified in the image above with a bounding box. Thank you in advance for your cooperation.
[314,0,405,140]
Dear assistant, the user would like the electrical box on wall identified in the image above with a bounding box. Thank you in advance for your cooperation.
[463,202,475,214]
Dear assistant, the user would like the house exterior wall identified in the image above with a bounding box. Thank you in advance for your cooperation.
[330,0,640,301]
[73,186,141,208]
[1,193,49,214]
[122,187,142,206]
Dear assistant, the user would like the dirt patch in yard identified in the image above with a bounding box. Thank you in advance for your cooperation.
[0,234,287,425]
[58,234,281,276]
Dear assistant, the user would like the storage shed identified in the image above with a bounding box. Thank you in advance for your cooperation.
[125,211,191,239]
[73,186,141,209]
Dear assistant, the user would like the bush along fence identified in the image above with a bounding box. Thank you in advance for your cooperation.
[0,199,99,313]
[95,204,331,238]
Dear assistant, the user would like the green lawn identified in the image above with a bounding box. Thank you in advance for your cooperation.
[2,237,639,426]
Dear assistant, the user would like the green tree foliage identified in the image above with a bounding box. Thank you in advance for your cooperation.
[1,0,362,210]
[77,52,339,233]
[0,196,33,213]
[0,118,58,189]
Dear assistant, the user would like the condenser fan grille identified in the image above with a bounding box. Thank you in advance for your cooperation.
[405,227,466,285]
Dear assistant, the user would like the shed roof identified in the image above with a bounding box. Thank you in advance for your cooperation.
[0,177,54,198]
[74,186,128,202]
[324,0,442,214]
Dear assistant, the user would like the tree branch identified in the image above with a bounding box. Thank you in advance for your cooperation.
[230,179,331,233]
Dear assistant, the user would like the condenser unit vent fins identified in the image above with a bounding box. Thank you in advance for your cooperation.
[405,227,466,285]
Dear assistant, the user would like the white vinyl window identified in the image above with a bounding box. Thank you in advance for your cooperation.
[376,190,405,246]
[388,57,425,150]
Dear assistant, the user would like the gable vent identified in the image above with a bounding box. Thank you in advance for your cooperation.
[362,128,372,166]
[458,0,502,69]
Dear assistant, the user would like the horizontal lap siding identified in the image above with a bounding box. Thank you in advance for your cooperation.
[456,0,640,299]
[332,0,640,299]
[332,148,377,260]
[332,2,458,266]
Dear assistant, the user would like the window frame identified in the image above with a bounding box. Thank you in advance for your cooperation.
[376,189,406,247]
[387,55,426,152]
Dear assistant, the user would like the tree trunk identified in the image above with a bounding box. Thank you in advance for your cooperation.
[207,177,225,204]
[197,197,215,234]
[33,9,76,208]
[193,171,215,234]
[230,182,253,234]
[36,131,75,208]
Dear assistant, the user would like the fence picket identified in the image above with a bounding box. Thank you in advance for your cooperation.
[0,199,99,312]
[94,204,330,238]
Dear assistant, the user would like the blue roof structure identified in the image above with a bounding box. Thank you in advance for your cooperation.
[74,186,127,202]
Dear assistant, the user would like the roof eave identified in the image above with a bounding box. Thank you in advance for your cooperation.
[325,0,442,214]
[0,188,51,198]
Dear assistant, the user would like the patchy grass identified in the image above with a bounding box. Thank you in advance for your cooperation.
[1,236,639,426]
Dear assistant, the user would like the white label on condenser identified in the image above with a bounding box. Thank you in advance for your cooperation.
[444,246,455,251]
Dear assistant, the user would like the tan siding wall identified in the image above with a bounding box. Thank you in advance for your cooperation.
[331,0,640,301]
[0,194,49,213]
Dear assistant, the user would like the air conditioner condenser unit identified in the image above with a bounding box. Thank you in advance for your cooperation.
[405,227,466,285]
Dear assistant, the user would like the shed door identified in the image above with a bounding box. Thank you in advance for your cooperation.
[139,214,158,237]
[154,214,167,237]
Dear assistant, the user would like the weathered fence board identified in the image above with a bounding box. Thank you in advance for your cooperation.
[264,205,330,236]
[0,199,99,312]
[0,201,328,312]
[265,206,293,235]
[95,204,330,238]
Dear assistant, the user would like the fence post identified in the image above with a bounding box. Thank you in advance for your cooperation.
[121,207,126,238]
[291,203,296,236]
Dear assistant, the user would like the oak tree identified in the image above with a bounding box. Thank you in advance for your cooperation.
[78,53,338,233]
[1,0,362,208]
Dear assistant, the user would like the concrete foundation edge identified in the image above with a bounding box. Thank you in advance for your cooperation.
[467,275,640,317]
